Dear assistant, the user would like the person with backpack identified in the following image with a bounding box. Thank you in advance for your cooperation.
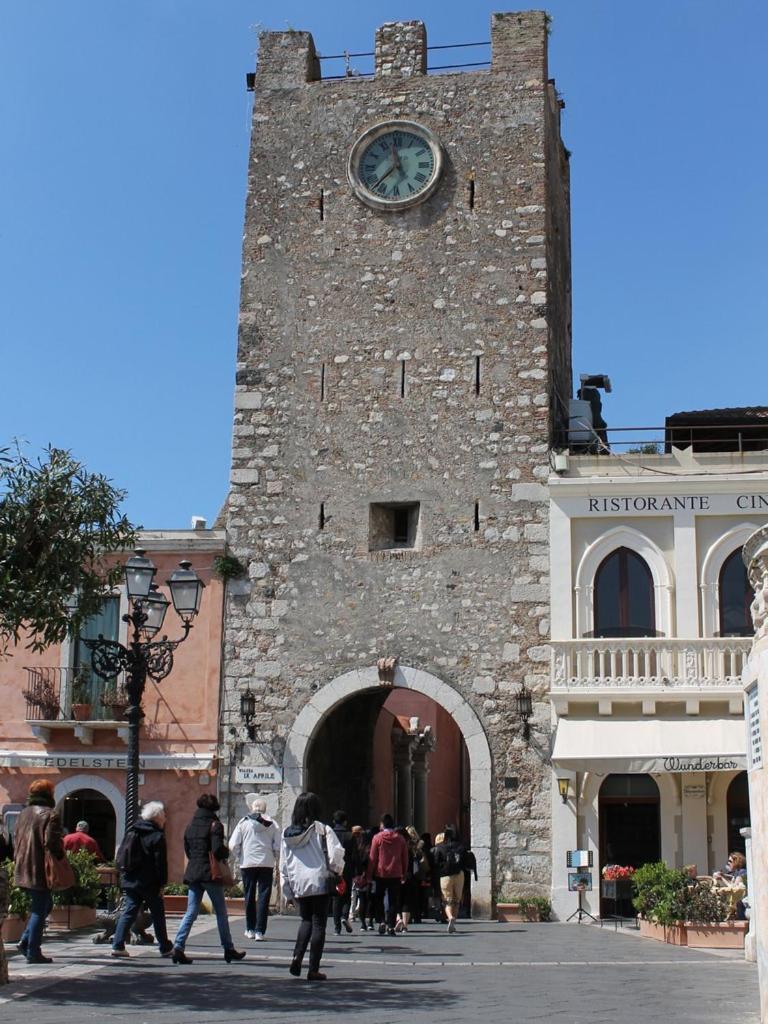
[280,792,345,981]
[112,800,173,959]
[228,793,280,941]
[170,794,246,965]
[432,825,467,934]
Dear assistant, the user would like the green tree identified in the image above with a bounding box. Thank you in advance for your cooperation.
[0,446,136,652]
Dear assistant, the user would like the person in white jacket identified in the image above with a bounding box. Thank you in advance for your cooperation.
[280,792,345,982]
[229,794,280,940]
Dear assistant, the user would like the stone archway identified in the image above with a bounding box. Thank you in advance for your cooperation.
[282,664,493,916]
[54,773,124,848]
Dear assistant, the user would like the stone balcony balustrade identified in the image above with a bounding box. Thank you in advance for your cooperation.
[550,637,751,716]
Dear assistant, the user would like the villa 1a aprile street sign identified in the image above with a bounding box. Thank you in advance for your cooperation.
[235,765,282,785]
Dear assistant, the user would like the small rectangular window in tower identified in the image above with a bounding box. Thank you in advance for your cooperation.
[368,502,421,552]
[320,363,326,402]
[475,355,481,396]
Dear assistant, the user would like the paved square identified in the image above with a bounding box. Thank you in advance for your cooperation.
[1,915,760,1023]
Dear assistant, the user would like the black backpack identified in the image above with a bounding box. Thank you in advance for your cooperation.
[116,828,143,874]
[443,844,465,875]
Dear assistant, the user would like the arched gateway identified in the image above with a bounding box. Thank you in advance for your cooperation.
[282,664,493,916]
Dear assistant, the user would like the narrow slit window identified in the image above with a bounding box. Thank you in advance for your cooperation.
[474,502,480,532]
[468,176,475,210]
[400,361,407,398]
[319,503,325,530]
[475,356,481,396]
[319,188,325,221]
[320,363,326,402]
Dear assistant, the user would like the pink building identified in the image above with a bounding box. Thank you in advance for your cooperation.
[0,527,226,881]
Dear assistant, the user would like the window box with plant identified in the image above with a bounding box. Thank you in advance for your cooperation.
[99,683,129,721]
[163,883,190,915]
[70,667,93,721]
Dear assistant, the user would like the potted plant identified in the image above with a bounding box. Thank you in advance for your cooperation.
[633,861,689,943]
[49,850,101,930]
[21,678,60,721]
[1,859,31,943]
[163,883,189,915]
[70,667,93,721]
[225,882,245,916]
[518,896,552,922]
[99,683,129,721]
[684,882,748,949]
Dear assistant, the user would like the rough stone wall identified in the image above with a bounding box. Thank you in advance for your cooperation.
[223,11,571,904]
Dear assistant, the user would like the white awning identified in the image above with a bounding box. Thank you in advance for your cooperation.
[551,717,747,774]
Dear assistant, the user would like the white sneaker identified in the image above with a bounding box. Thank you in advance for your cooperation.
[447,919,456,934]
[244,930,256,940]
[254,933,264,942]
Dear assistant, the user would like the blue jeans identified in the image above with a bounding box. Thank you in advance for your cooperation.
[174,883,234,951]
[241,866,273,934]
[21,888,53,957]
[113,887,170,952]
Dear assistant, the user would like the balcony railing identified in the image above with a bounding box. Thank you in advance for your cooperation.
[551,638,751,689]
[23,666,128,722]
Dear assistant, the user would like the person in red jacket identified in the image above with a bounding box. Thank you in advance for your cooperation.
[62,821,105,861]
[366,814,408,937]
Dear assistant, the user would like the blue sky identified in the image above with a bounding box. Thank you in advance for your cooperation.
[1,1,765,528]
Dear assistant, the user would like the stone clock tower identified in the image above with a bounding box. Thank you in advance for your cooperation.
[223,12,572,914]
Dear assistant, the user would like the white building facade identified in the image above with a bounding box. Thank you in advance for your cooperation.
[548,446,768,919]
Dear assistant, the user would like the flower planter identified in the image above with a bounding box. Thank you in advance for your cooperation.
[47,905,97,930]
[71,704,92,722]
[163,895,189,915]
[685,921,747,949]
[638,917,687,945]
[225,898,245,916]
[496,902,541,923]
[1,915,27,943]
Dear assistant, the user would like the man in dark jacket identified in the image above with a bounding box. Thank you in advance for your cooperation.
[331,810,355,935]
[432,825,467,934]
[14,778,63,963]
[367,814,408,936]
[112,801,173,959]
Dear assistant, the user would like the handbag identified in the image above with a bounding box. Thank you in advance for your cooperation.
[45,850,75,892]
[208,822,235,887]
[320,826,341,896]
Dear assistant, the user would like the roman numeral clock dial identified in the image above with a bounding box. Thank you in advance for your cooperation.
[347,120,443,211]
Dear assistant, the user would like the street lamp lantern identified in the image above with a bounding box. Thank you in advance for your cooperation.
[240,687,257,740]
[124,549,156,600]
[167,560,205,622]
[142,585,170,637]
[514,681,534,741]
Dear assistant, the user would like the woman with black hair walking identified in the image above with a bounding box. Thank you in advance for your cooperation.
[280,792,345,981]
[171,794,245,965]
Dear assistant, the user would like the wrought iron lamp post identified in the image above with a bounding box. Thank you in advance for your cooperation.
[82,550,204,830]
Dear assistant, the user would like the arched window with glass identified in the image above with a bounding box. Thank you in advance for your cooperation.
[718,548,753,637]
[593,547,657,638]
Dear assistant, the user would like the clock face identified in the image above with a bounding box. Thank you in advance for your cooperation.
[348,121,443,212]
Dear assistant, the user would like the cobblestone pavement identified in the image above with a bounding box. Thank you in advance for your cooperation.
[1,915,760,1023]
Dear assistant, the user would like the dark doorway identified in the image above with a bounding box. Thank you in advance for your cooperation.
[599,774,660,916]
[718,550,752,637]
[727,772,750,855]
[594,547,656,638]
[59,788,116,859]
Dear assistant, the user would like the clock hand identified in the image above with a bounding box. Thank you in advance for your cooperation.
[372,161,397,188]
